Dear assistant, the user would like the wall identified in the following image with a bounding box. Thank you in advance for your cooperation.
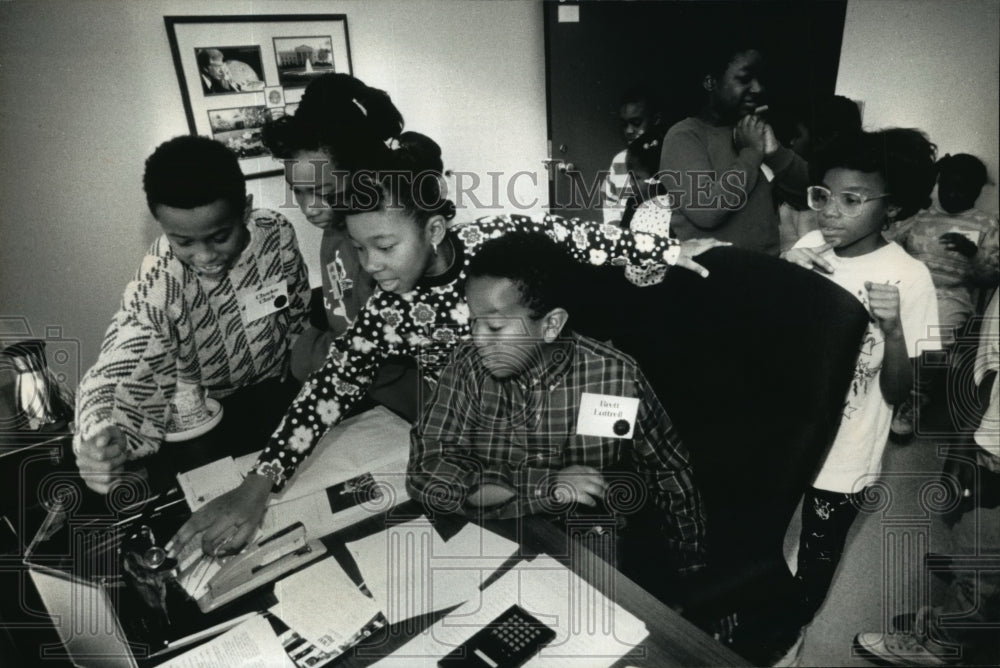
[837,0,1000,213]
[3,0,998,378]
[0,0,548,372]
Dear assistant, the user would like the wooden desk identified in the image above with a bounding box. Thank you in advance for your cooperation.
[325,505,749,667]
[4,403,748,668]
[513,517,748,667]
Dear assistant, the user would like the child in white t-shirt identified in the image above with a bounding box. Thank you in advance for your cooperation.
[781,128,941,627]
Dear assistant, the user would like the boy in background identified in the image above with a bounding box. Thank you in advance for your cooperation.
[618,130,667,229]
[603,86,664,225]
[887,153,999,439]
[74,136,309,493]
[407,231,706,583]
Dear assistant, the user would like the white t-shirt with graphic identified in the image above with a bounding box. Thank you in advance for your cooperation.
[794,230,941,493]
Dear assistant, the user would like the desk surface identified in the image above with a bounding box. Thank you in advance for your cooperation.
[2,408,749,668]
[516,517,748,667]
[322,505,748,668]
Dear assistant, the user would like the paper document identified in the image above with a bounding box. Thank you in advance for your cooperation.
[269,557,384,656]
[370,555,648,667]
[160,613,293,668]
[346,517,518,624]
[177,457,244,512]
[234,450,262,475]
[270,406,411,505]
[263,470,409,537]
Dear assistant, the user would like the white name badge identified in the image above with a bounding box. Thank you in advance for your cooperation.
[948,227,981,245]
[240,282,289,323]
[575,392,640,439]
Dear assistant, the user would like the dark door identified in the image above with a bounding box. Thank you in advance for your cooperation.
[543,0,848,221]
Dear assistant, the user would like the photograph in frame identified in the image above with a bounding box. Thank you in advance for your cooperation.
[206,105,270,159]
[273,36,337,88]
[165,14,352,179]
[194,45,266,95]
[264,85,286,109]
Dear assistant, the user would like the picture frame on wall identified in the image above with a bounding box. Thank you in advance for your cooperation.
[165,14,353,179]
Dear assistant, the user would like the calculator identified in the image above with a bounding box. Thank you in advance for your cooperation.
[438,604,556,668]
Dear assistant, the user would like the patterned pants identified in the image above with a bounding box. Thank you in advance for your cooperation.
[794,486,866,623]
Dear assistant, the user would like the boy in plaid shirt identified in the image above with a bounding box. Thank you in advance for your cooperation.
[407,232,706,577]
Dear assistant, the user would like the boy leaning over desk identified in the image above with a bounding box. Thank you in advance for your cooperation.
[406,232,707,591]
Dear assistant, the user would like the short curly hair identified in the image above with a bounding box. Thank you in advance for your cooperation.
[466,232,573,321]
[142,135,245,216]
[811,128,937,222]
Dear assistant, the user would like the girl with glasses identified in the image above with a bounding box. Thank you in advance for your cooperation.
[779,128,941,640]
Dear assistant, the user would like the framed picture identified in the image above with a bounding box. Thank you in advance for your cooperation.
[206,106,270,159]
[264,85,286,108]
[165,14,353,179]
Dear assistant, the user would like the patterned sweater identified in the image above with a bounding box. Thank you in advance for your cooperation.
[886,205,999,323]
[75,209,309,457]
[251,213,680,489]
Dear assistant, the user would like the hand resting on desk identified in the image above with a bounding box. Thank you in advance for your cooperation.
[167,473,271,558]
[466,465,609,508]
[74,424,128,494]
[553,465,607,506]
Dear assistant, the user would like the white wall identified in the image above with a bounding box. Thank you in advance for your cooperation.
[0,0,548,372]
[837,0,1000,213]
[4,0,998,378]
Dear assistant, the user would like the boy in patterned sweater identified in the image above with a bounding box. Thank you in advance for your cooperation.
[73,136,309,493]
[407,232,707,580]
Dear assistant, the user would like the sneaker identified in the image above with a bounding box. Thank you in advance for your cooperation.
[890,398,916,443]
[854,631,954,666]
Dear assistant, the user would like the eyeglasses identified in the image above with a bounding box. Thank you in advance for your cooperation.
[806,186,890,217]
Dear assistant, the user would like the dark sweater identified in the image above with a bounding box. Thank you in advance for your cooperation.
[658,116,808,256]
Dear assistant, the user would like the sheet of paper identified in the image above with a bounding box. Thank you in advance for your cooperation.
[177,457,244,512]
[160,614,293,668]
[369,555,648,667]
[270,406,411,504]
[268,557,383,656]
[346,517,518,624]
[262,470,409,537]
[234,450,262,475]
[518,555,648,666]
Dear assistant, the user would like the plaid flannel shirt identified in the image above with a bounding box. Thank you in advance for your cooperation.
[408,333,706,574]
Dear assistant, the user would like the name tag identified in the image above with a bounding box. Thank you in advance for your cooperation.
[948,227,981,245]
[326,256,355,301]
[575,392,640,439]
[240,282,289,323]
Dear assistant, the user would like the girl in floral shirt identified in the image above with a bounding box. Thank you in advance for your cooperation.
[169,134,726,557]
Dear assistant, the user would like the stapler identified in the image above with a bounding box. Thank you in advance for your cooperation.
[196,522,325,612]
